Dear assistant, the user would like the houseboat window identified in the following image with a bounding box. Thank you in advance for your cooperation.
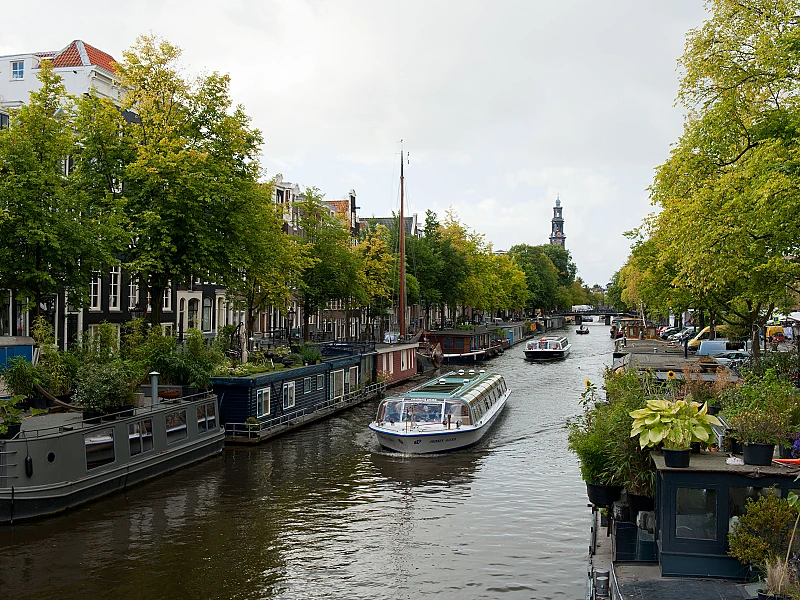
[205,402,216,430]
[197,404,207,432]
[283,381,296,409]
[675,487,718,540]
[378,400,403,422]
[129,419,153,456]
[85,428,115,470]
[304,377,312,394]
[257,388,270,417]
[728,486,780,533]
[166,410,188,444]
[443,337,453,349]
[455,338,464,349]
[317,374,324,391]
[349,367,358,392]
[332,370,344,400]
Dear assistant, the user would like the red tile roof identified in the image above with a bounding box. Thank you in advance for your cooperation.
[47,40,117,72]
[325,200,350,216]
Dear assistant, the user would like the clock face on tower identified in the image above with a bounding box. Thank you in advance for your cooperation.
[557,232,562,236]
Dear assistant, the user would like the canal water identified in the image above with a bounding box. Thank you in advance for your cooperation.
[0,323,613,599]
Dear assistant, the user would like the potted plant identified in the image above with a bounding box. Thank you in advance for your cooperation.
[630,398,721,468]
[728,492,800,599]
[0,395,26,439]
[726,405,790,466]
[74,359,139,420]
[722,370,797,466]
[567,380,622,506]
[1,356,40,399]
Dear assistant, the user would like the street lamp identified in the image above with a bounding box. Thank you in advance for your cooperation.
[130,303,145,321]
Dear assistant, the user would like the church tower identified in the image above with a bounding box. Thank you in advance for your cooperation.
[549,195,566,248]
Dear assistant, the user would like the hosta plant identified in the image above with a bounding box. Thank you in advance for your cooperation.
[630,398,721,450]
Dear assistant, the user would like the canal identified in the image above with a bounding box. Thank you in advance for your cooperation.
[0,323,613,599]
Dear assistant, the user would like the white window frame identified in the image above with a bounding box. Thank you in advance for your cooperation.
[89,272,102,311]
[332,369,344,400]
[11,60,24,80]
[256,388,270,417]
[128,277,139,310]
[348,366,358,393]
[282,381,295,410]
[163,280,172,312]
[304,377,312,394]
[317,373,324,391]
[109,267,121,311]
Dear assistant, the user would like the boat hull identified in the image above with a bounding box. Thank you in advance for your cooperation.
[524,348,570,361]
[0,434,223,523]
[369,390,509,454]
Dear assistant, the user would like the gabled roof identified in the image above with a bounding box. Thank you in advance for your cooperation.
[324,200,350,216]
[38,40,117,73]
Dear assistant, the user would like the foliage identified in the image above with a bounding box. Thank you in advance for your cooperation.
[117,34,265,326]
[728,493,798,570]
[74,359,140,412]
[0,395,26,435]
[630,398,721,450]
[602,369,657,497]
[566,386,618,485]
[764,556,799,597]
[298,343,322,365]
[1,356,40,397]
[722,370,799,444]
[0,62,127,315]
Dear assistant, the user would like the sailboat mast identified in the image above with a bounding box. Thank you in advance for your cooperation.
[399,147,407,339]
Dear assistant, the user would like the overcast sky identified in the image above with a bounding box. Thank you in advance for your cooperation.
[1,1,710,286]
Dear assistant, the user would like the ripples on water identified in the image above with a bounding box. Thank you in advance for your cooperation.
[0,323,613,599]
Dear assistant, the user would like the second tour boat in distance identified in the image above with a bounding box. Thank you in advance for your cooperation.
[369,370,511,454]
[523,335,572,361]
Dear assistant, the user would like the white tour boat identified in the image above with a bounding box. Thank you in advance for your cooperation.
[369,370,511,454]
[523,335,571,361]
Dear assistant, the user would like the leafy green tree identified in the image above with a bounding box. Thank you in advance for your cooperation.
[0,62,127,316]
[117,34,264,325]
[508,244,560,312]
[225,181,310,342]
[295,187,365,341]
[645,0,800,353]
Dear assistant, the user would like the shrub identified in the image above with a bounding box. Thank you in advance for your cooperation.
[1,356,40,397]
[728,493,798,568]
[298,343,321,365]
[74,360,139,412]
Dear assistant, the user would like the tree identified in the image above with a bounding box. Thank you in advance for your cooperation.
[0,62,128,318]
[507,244,559,313]
[224,181,310,342]
[117,35,265,326]
[295,187,365,341]
[645,0,800,353]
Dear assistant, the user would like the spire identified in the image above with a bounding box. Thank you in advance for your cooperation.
[549,195,565,248]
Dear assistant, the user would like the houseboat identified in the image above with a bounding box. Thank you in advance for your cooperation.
[425,327,498,362]
[523,335,571,360]
[0,392,224,523]
[368,369,511,454]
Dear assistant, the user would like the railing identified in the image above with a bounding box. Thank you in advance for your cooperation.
[225,381,386,438]
[12,391,216,439]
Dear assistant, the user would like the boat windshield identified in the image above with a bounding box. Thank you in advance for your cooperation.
[377,399,404,422]
[403,401,444,424]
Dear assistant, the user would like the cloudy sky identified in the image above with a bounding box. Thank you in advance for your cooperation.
[1,1,710,286]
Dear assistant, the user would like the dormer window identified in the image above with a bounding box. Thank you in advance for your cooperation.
[11,60,24,80]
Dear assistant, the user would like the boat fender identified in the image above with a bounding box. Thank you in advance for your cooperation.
[25,455,33,478]
[456,420,461,429]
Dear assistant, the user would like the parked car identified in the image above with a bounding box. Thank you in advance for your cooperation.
[667,327,695,343]
[659,326,680,339]
[687,325,730,351]
[712,350,751,367]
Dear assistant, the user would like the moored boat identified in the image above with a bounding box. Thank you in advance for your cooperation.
[523,335,571,360]
[0,392,224,523]
[369,369,510,454]
[576,326,590,335]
